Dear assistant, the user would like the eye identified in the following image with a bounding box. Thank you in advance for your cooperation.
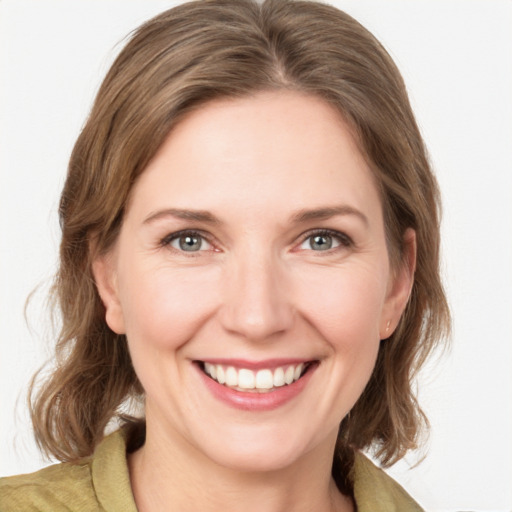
[162,231,213,252]
[299,230,352,252]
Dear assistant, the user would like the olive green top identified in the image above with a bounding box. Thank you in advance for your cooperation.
[0,429,423,511]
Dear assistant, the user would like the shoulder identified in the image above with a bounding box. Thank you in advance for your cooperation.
[0,429,137,512]
[352,452,424,512]
[0,459,99,512]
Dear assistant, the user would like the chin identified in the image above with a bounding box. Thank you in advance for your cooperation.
[191,422,333,474]
[207,444,306,474]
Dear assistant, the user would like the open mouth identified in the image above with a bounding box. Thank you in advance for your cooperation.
[197,361,317,393]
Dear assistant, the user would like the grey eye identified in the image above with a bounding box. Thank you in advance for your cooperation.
[300,233,343,251]
[164,230,214,253]
[172,235,205,252]
[310,234,334,251]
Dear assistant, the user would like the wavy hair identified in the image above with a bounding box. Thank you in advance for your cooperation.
[30,0,450,483]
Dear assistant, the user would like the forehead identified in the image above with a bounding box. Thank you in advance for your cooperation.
[127,91,382,225]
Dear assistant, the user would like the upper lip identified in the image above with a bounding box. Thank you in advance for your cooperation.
[194,358,318,370]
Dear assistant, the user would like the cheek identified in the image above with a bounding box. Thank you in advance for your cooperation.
[289,264,387,428]
[296,263,388,347]
[118,263,220,351]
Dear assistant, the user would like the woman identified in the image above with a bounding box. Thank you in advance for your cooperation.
[0,0,450,510]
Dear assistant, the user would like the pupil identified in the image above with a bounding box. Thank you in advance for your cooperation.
[179,235,201,251]
[312,235,332,250]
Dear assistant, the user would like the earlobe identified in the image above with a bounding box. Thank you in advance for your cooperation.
[92,254,126,335]
[380,229,416,339]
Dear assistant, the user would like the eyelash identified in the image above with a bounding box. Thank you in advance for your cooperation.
[298,229,354,252]
[159,228,354,254]
[160,230,215,254]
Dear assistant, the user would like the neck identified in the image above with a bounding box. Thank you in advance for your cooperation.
[128,420,354,512]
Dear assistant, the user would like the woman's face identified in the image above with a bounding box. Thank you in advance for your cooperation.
[95,91,413,472]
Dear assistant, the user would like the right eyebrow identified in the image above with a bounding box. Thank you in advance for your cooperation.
[290,205,369,228]
[142,208,223,226]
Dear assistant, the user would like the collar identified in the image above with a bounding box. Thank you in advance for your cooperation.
[91,429,422,511]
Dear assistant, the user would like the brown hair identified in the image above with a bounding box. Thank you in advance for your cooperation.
[30,0,450,481]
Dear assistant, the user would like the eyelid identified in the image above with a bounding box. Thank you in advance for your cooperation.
[160,229,218,252]
[158,228,353,253]
[296,228,354,251]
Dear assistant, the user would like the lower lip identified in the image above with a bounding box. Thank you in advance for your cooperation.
[196,363,317,411]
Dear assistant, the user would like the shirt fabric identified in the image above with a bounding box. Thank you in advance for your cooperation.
[0,429,423,511]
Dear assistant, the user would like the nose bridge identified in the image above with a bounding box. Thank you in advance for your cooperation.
[220,243,293,341]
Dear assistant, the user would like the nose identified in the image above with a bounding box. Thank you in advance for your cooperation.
[219,249,294,342]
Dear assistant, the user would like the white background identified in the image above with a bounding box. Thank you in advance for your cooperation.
[1,1,511,510]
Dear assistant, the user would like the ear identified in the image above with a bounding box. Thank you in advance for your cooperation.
[92,252,126,335]
[380,228,416,339]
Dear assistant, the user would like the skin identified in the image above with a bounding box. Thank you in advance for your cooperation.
[94,91,415,512]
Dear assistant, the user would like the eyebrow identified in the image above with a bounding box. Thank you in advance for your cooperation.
[143,208,222,225]
[290,205,369,227]
[143,205,368,228]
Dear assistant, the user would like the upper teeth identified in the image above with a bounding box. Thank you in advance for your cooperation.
[203,363,306,390]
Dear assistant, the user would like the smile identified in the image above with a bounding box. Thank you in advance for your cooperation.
[199,361,314,393]
[195,359,319,411]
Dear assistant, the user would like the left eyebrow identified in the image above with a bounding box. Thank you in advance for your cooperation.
[290,205,369,227]
[142,208,223,226]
